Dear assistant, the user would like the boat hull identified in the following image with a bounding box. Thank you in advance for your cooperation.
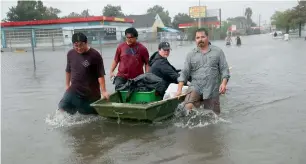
[90,92,186,122]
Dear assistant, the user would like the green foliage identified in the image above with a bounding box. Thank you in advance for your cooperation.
[63,10,92,18]
[6,0,61,21]
[186,26,198,40]
[271,1,306,35]
[172,13,194,29]
[102,4,125,17]
[244,7,253,26]
[271,9,296,32]
[147,5,172,27]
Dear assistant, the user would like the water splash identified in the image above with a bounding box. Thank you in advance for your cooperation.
[45,110,104,128]
[173,104,231,129]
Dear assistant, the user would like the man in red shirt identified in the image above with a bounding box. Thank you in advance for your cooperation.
[110,27,150,89]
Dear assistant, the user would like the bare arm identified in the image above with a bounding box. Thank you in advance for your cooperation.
[177,82,184,95]
[143,47,150,73]
[65,53,71,89]
[110,60,118,75]
[110,46,121,76]
[219,50,230,83]
[98,76,107,92]
[177,53,192,94]
[96,52,110,100]
[65,72,71,89]
[145,63,150,72]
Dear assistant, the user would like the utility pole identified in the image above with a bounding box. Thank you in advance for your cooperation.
[219,8,222,29]
[259,14,261,34]
[198,0,201,28]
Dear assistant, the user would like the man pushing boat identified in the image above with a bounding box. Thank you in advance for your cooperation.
[58,32,109,115]
[176,28,231,115]
[109,27,150,90]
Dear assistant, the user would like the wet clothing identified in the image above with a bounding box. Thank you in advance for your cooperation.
[184,88,221,114]
[114,42,149,80]
[148,51,180,88]
[178,45,230,100]
[65,48,105,100]
[59,48,105,114]
[236,37,241,45]
[58,91,98,115]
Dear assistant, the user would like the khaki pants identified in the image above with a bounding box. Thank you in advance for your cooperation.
[184,89,221,114]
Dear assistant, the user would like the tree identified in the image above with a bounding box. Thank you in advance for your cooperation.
[44,7,61,19]
[227,16,247,28]
[244,7,253,27]
[62,9,93,18]
[172,13,194,29]
[80,9,91,17]
[271,9,296,33]
[147,5,172,27]
[102,4,125,17]
[5,0,61,21]
[291,1,306,37]
[64,12,81,18]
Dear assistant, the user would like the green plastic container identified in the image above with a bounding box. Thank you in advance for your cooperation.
[119,90,161,104]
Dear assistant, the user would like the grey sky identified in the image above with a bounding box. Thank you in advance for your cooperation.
[1,0,298,24]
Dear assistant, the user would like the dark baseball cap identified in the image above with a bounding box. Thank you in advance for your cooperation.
[158,42,171,50]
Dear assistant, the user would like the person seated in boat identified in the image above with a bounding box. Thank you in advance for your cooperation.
[149,42,180,90]
[109,27,150,90]
[58,32,110,115]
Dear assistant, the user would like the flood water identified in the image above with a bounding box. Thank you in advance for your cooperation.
[2,34,306,164]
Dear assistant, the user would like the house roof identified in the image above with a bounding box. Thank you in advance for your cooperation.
[127,13,157,28]
[1,16,134,27]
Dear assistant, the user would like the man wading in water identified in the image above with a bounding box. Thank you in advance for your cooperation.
[109,27,150,90]
[176,28,230,115]
[58,32,109,115]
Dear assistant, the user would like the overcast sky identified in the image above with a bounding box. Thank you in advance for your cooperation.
[1,0,298,24]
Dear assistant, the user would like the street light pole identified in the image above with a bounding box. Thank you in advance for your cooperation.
[198,0,201,28]
[259,14,261,34]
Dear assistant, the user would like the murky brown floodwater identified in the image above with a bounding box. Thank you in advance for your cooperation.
[2,34,306,164]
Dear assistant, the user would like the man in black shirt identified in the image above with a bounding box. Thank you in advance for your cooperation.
[58,32,109,115]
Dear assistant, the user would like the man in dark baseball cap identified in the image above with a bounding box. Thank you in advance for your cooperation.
[148,42,180,96]
[158,41,171,50]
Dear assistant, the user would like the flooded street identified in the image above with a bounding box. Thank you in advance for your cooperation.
[2,34,306,164]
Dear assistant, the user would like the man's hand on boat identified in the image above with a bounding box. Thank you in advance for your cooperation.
[175,90,182,97]
[110,72,115,79]
[101,90,110,100]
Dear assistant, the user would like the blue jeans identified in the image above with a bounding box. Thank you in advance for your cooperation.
[58,91,98,115]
